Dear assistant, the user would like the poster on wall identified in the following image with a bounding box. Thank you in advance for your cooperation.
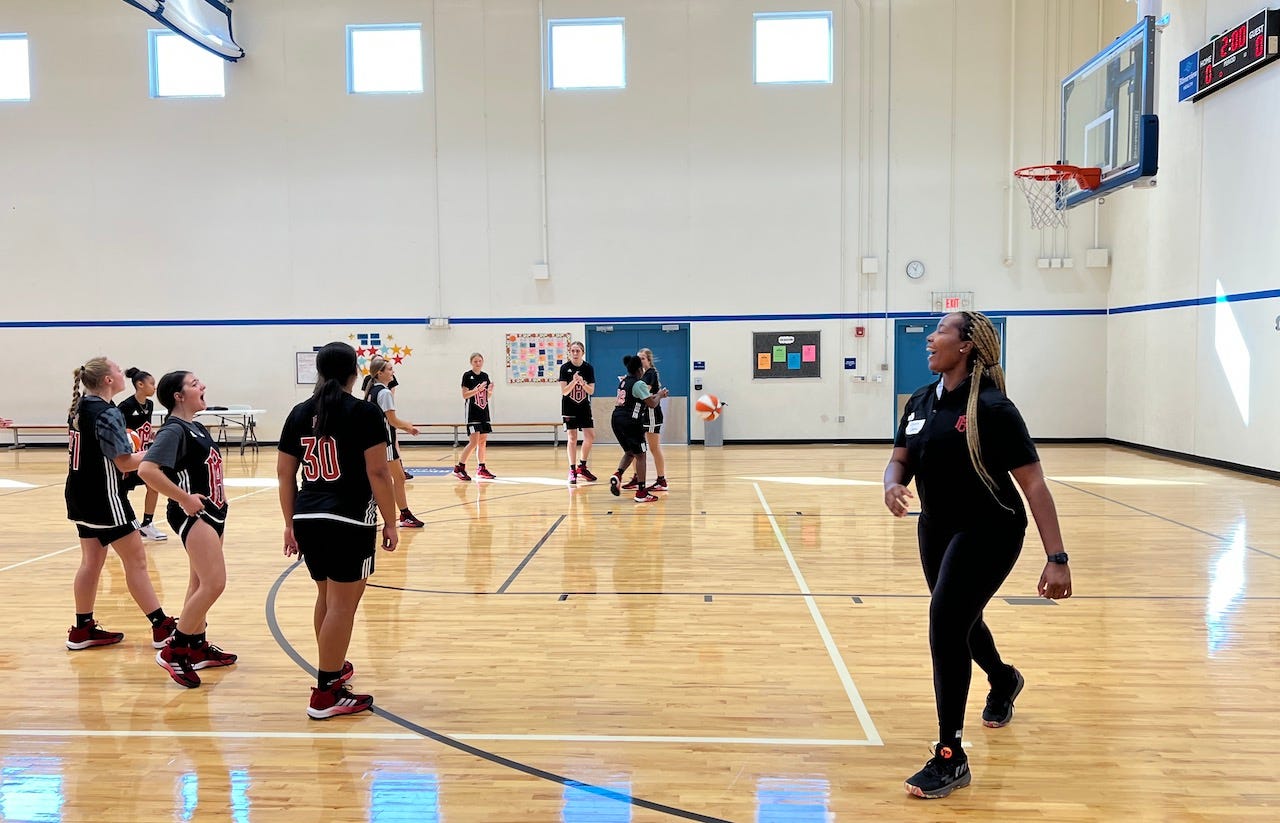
[506,333,572,383]
[295,351,318,385]
[753,331,821,379]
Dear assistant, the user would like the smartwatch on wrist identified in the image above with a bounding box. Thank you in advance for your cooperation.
[1046,552,1069,564]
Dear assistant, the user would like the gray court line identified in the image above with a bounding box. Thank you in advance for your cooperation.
[264,560,731,823]
[365,584,1280,602]
[1050,479,1280,560]
[496,514,565,594]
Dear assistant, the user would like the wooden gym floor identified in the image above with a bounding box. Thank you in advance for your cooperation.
[0,442,1277,822]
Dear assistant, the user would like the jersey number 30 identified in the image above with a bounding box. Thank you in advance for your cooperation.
[300,436,342,482]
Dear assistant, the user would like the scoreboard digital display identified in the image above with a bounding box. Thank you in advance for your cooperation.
[1180,9,1280,102]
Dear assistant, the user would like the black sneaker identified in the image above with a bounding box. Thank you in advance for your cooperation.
[982,666,1025,728]
[904,744,971,799]
[609,473,621,497]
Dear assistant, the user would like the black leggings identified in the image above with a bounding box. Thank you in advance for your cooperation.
[918,516,1024,744]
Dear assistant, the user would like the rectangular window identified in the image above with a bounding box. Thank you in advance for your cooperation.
[347,24,424,94]
[0,34,31,102]
[548,18,626,90]
[754,12,834,84]
[149,30,225,98]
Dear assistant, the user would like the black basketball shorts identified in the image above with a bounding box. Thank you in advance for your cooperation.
[611,418,647,456]
[294,518,378,583]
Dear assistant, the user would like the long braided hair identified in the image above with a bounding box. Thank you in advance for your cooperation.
[956,311,1008,503]
[68,357,112,430]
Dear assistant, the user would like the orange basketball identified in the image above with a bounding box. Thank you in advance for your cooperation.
[126,428,144,452]
[695,394,722,421]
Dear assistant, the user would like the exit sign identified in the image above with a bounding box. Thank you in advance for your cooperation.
[944,297,962,310]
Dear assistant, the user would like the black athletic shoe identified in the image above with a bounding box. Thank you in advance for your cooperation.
[982,666,1025,728]
[904,744,971,799]
[609,473,621,497]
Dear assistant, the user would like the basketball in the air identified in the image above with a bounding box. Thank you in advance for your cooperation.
[126,429,143,452]
[695,394,722,421]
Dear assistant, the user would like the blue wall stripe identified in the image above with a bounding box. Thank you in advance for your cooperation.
[2,288,1275,330]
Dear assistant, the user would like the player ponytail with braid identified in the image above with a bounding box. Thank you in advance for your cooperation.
[68,357,112,430]
[957,312,1009,504]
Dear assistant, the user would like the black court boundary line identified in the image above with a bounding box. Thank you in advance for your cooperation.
[265,560,729,823]
[497,514,565,593]
[1049,479,1280,561]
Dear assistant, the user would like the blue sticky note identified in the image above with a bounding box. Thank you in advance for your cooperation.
[787,352,801,369]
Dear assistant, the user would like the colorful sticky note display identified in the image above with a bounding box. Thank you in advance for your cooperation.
[773,346,787,363]
[757,352,772,370]
[802,345,816,362]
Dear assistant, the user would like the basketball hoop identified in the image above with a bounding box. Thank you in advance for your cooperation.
[1013,165,1102,229]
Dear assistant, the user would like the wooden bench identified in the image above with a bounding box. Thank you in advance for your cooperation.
[2,423,68,450]
[410,422,563,450]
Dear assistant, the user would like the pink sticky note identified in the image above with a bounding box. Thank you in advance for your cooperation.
[802,345,816,362]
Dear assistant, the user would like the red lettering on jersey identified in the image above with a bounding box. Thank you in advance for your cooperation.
[68,430,81,471]
[205,450,226,507]
[955,415,967,433]
[569,383,588,403]
[300,436,341,482]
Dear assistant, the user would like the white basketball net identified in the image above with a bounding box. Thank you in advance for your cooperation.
[1013,168,1071,230]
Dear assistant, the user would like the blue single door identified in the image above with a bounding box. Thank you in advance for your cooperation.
[893,317,1005,433]
[585,323,690,444]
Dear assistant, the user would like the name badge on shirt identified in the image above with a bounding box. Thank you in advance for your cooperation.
[905,418,925,436]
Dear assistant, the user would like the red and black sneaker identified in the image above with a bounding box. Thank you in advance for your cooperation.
[568,468,578,486]
[633,492,660,504]
[151,615,178,649]
[648,477,669,492]
[308,684,374,719]
[576,465,598,483]
[156,645,201,688]
[621,476,641,490]
[66,621,124,651]
[336,660,354,686]
[188,640,238,670]
[397,512,425,528]
[609,473,621,497]
[453,464,472,482]
[477,466,496,480]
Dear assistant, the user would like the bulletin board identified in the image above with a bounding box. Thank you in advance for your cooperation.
[505,333,572,383]
[753,331,821,379]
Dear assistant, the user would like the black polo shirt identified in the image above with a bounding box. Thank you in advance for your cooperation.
[894,376,1038,529]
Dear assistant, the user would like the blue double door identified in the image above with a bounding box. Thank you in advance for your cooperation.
[584,323,691,444]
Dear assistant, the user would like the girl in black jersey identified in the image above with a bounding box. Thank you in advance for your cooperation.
[608,355,668,504]
[455,352,496,481]
[140,371,237,688]
[278,342,399,719]
[558,341,598,486]
[364,356,424,528]
[632,348,669,492]
[884,311,1072,799]
[118,367,167,541]
[64,357,175,653]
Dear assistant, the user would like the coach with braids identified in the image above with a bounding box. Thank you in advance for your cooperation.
[883,310,1072,800]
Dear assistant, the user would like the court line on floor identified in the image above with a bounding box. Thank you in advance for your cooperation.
[0,487,277,574]
[0,728,873,746]
[752,482,883,746]
[497,514,565,593]
[266,560,730,823]
[1050,479,1280,561]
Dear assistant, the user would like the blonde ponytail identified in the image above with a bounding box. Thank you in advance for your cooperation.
[68,367,85,429]
[67,357,113,430]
